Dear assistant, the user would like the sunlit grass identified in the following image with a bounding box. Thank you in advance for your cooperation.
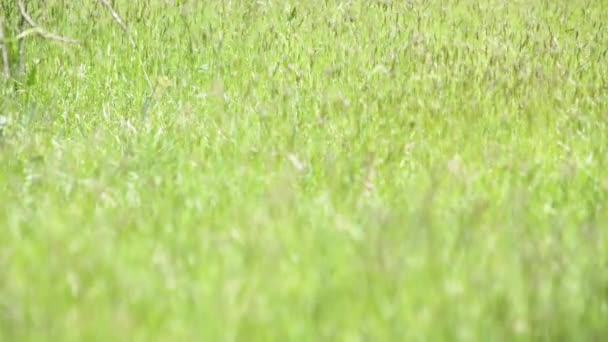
[1,0,607,340]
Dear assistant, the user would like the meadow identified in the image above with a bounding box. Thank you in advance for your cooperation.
[1,0,607,340]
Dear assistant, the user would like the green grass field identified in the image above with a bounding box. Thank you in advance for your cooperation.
[1,0,607,340]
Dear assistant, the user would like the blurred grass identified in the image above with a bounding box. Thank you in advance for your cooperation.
[1,0,607,340]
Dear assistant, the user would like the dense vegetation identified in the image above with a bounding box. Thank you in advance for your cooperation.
[1,0,607,340]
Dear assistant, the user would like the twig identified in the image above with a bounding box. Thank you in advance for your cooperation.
[75,1,145,90]
[98,0,129,33]
[0,29,79,45]
[18,0,37,27]
[98,0,135,46]
[97,0,150,92]
[0,16,9,78]
[17,0,79,44]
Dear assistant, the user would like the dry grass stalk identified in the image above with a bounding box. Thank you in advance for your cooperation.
[98,0,136,47]
[0,16,9,78]
[18,7,26,74]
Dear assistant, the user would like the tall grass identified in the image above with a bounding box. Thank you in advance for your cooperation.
[1,0,607,340]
